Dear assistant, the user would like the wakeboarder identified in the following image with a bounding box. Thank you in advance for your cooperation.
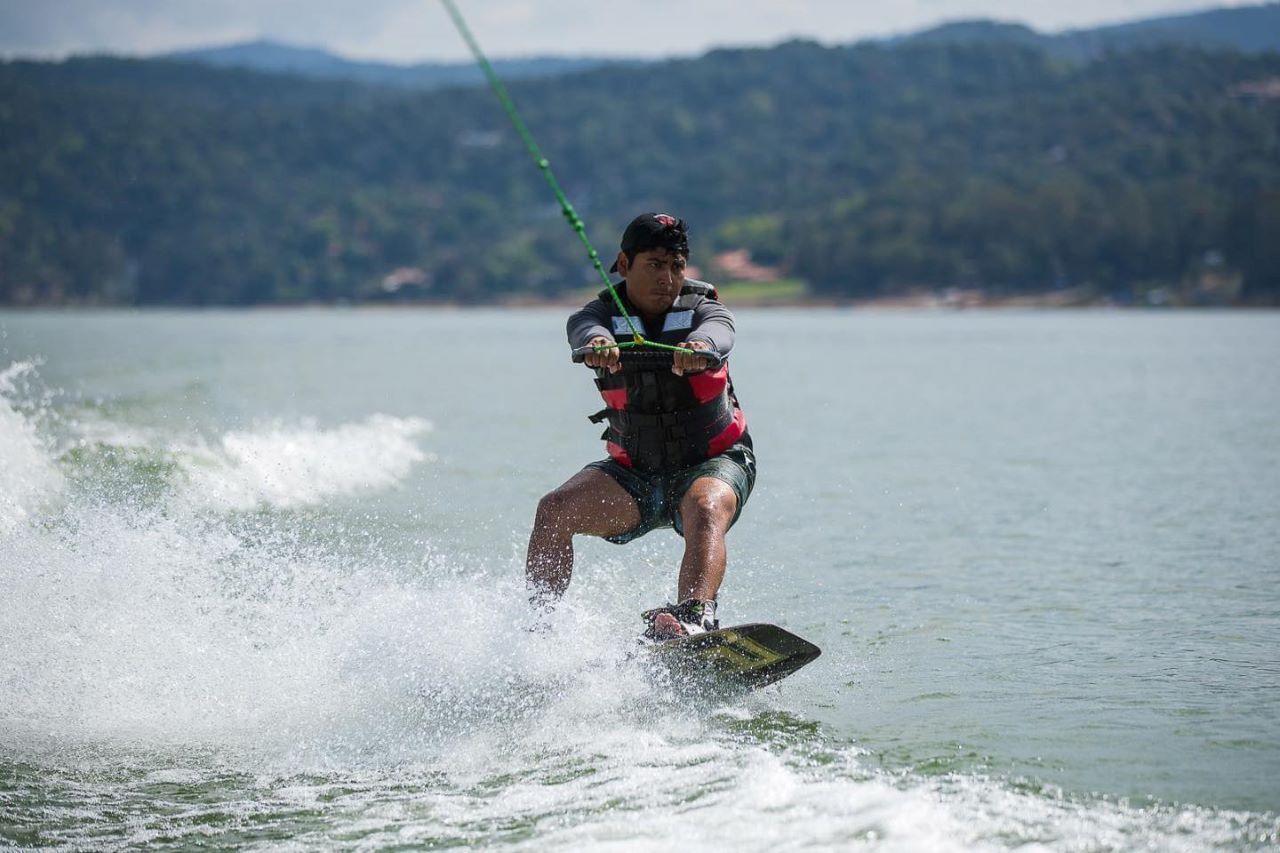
[526,213,755,640]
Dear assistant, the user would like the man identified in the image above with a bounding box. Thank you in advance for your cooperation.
[526,213,756,640]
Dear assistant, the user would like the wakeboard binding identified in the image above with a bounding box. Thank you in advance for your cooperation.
[642,598,719,642]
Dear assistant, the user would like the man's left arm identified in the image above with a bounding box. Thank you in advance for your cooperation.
[673,300,735,375]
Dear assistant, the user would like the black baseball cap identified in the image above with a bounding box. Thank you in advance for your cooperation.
[609,212,689,273]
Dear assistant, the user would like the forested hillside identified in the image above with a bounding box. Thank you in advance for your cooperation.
[2,37,1279,305]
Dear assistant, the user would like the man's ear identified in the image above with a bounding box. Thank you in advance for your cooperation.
[615,252,629,278]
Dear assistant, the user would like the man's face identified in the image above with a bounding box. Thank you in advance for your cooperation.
[617,248,687,316]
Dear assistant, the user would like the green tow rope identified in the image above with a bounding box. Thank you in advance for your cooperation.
[441,0,685,354]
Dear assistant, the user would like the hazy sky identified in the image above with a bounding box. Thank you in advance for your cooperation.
[0,0,1238,62]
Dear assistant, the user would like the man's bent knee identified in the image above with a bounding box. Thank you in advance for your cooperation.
[680,481,737,531]
[535,470,641,540]
[535,489,575,528]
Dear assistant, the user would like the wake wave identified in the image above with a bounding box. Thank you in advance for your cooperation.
[0,360,446,751]
[178,414,432,510]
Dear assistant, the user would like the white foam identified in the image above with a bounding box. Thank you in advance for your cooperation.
[0,361,63,530]
[177,415,432,510]
[0,381,440,749]
[2,493,1273,851]
[0,499,503,750]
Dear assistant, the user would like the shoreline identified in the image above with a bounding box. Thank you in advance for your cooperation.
[1,285,1275,312]
[2,298,1275,312]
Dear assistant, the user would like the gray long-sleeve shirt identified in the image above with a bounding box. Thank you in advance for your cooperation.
[566,282,736,354]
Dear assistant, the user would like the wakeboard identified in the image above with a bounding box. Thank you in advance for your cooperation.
[647,623,821,690]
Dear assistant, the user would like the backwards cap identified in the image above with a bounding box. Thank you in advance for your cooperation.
[609,212,689,273]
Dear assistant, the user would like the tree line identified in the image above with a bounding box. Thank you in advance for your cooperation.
[1,39,1278,306]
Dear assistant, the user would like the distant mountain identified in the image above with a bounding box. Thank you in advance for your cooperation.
[900,20,1048,50]
[903,3,1280,59]
[166,5,1280,92]
[166,39,631,89]
[1055,3,1280,58]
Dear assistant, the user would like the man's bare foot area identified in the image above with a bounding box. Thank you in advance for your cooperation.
[643,599,718,642]
[649,611,688,640]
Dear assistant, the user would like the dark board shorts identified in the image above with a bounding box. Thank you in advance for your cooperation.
[584,434,756,544]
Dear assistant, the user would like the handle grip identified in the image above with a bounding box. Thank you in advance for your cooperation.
[571,345,724,369]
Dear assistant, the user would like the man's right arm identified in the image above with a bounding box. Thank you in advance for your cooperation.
[566,299,621,373]
[567,299,613,349]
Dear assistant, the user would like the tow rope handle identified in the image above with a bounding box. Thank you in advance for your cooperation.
[570,345,725,369]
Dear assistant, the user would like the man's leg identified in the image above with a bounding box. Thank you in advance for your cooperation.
[526,467,641,602]
[675,476,739,602]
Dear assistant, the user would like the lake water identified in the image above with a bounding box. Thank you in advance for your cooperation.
[1,308,1277,850]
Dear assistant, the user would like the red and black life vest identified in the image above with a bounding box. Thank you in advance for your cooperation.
[589,280,748,472]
